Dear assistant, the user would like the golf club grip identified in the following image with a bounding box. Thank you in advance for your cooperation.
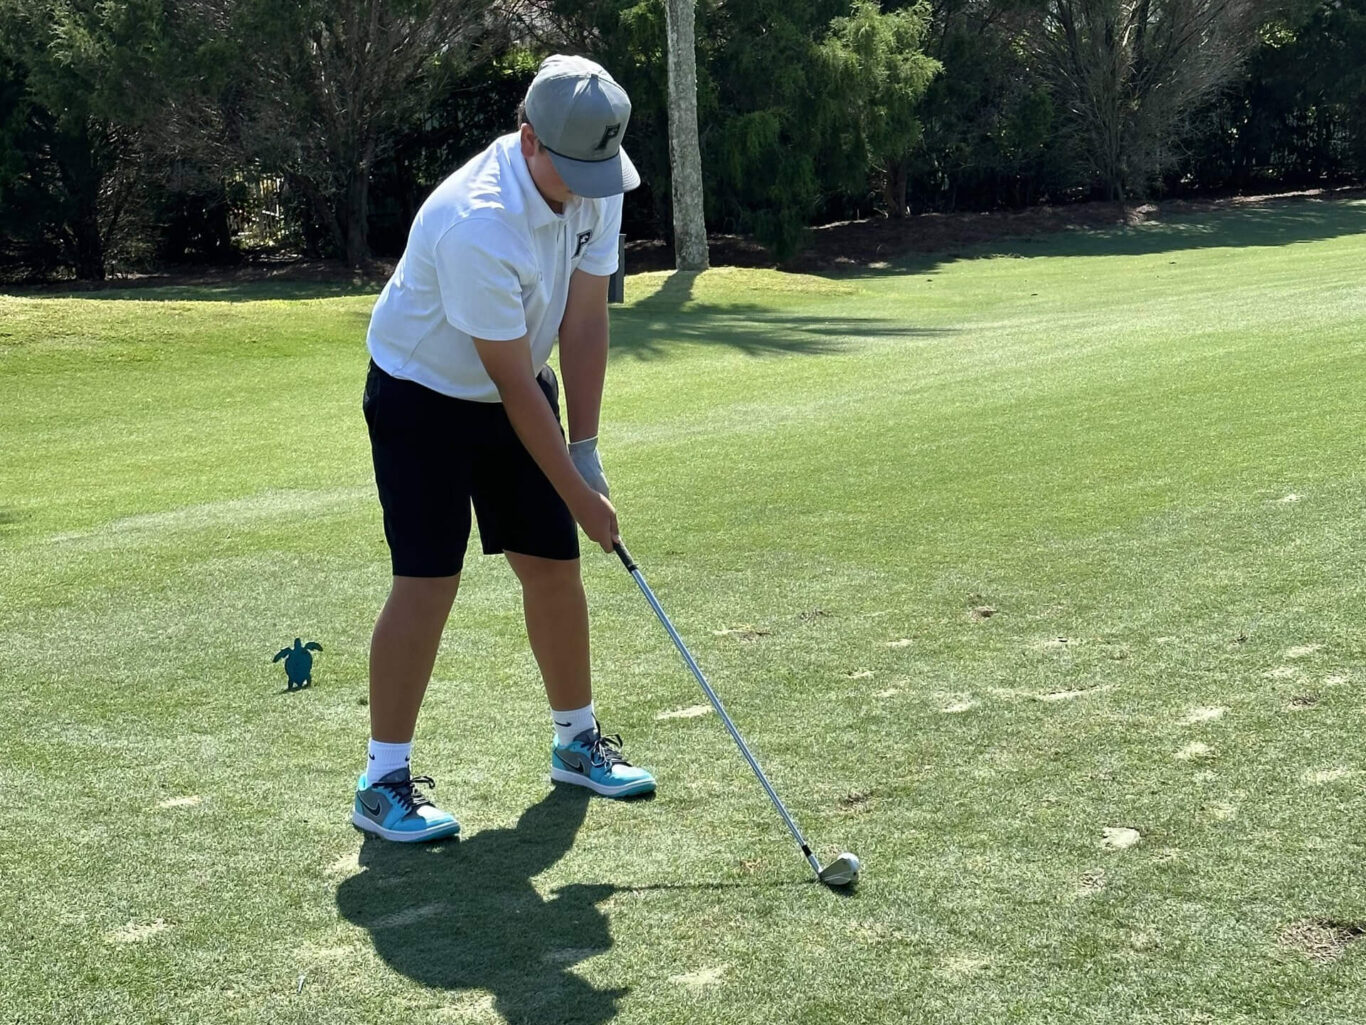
[613,541,637,572]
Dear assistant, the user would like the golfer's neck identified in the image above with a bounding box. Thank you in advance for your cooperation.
[524,156,568,214]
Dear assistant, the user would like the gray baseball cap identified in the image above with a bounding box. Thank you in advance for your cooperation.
[524,55,640,198]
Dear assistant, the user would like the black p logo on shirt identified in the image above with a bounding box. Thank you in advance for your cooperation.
[574,231,593,257]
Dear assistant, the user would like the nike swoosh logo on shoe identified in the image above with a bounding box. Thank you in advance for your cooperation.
[358,794,383,817]
[555,719,572,727]
[557,751,587,773]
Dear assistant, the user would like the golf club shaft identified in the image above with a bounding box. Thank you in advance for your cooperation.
[614,542,823,878]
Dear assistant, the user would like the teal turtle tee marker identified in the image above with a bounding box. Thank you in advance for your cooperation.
[273,638,322,690]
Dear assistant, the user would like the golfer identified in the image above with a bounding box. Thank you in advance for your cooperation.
[353,55,654,843]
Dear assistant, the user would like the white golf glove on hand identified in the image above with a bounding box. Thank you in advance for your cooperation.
[569,436,610,498]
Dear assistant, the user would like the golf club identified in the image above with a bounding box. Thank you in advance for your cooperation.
[613,541,861,888]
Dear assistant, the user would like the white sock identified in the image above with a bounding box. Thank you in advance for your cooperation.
[367,739,412,782]
[552,703,596,746]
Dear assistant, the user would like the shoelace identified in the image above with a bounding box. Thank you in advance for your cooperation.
[587,732,633,769]
[375,774,437,813]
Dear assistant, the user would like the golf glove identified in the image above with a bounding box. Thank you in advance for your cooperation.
[569,436,610,498]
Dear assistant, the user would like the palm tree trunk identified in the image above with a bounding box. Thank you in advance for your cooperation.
[665,0,709,271]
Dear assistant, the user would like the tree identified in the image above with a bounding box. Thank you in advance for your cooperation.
[664,0,709,268]
[702,0,857,258]
[823,0,940,217]
[1031,0,1267,203]
[0,0,171,279]
[1207,0,1366,187]
[194,0,496,267]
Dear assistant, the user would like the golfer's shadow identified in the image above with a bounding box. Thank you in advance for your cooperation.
[336,786,624,1025]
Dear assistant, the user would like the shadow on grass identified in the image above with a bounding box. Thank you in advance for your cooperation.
[831,195,1366,280]
[0,508,23,529]
[41,279,381,302]
[336,786,624,1025]
[613,270,957,360]
[1000,197,1366,258]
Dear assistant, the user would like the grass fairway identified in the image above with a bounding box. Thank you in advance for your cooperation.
[3,196,1365,1024]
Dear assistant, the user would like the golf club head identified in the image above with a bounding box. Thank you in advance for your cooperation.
[818,852,860,887]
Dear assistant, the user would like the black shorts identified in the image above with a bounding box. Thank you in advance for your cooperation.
[362,360,579,577]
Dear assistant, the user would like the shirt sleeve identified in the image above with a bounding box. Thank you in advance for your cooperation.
[433,218,528,341]
[576,195,624,277]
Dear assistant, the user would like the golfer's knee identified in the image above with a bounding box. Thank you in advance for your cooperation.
[506,553,582,593]
[387,574,460,615]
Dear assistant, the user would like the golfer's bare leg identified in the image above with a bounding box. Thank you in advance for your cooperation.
[505,552,591,711]
[369,574,460,742]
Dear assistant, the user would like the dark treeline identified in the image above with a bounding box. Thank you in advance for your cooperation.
[0,0,1361,280]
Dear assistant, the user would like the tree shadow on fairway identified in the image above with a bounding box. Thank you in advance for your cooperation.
[336,786,624,1025]
[991,196,1366,260]
[826,194,1366,279]
[642,268,701,308]
[612,269,958,360]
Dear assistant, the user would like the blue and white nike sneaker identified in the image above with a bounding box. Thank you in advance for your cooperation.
[550,726,656,798]
[352,768,460,842]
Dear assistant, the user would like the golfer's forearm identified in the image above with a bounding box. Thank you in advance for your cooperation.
[496,376,592,507]
[559,318,608,443]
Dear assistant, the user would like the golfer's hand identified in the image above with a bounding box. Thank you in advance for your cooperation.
[568,436,609,498]
[571,488,620,553]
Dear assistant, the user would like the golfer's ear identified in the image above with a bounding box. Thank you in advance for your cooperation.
[519,123,539,157]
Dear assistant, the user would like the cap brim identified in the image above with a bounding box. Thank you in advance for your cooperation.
[545,146,640,199]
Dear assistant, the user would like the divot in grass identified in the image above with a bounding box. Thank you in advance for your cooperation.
[106,919,170,944]
[656,704,712,721]
[325,852,362,879]
[885,638,914,648]
[1101,827,1141,851]
[1325,673,1350,686]
[838,790,874,813]
[713,625,769,641]
[156,795,202,809]
[1304,767,1352,784]
[846,669,875,679]
[875,687,903,698]
[941,696,977,713]
[669,966,727,988]
[1036,685,1109,702]
[849,920,908,944]
[1183,706,1225,725]
[1265,667,1299,680]
[1280,920,1366,963]
[1286,644,1323,658]
[1176,742,1214,761]
[934,954,990,979]
[371,903,447,930]
[1128,931,1160,952]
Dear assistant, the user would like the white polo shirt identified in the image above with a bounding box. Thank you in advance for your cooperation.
[366,132,622,402]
